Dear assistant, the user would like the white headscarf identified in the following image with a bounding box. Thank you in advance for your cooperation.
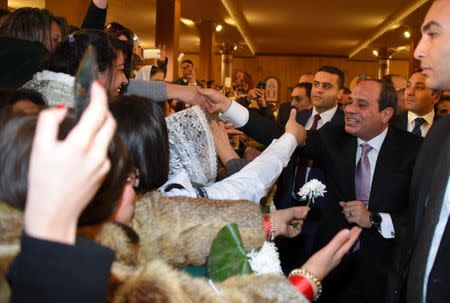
[165,106,218,187]
[135,65,156,81]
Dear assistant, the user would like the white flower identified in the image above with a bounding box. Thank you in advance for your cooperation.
[247,241,283,275]
[298,179,327,206]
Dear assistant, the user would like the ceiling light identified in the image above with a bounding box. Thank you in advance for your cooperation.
[215,24,223,32]
[233,45,238,51]
[224,18,235,26]
[373,50,379,57]
[404,31,411,38]
[180,18,195,27]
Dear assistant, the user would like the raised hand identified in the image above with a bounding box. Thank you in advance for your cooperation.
[285,108,307,146]
[24,81,116,245]
[302,227,362,280]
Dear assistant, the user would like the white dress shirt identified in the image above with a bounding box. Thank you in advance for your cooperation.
[305,106,337,129]
[159,133,297,203]
[407,110,435,137]
[356,128,395,239]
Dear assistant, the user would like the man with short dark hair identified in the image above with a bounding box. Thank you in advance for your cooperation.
[173,59,196,86]
[391,71,440,137]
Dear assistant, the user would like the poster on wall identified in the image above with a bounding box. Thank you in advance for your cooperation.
[265,76,279,102]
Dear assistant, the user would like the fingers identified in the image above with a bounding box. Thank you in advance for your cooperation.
[67,81,108,148]
[290,206,310,220]
[288,108,297,121]
[333,227,362,259]
[33,106,68,151]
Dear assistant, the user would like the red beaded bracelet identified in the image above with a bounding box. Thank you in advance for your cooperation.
[289,274,314,301]
[263,215,275,241]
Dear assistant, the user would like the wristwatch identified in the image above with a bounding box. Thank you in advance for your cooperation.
[370,212,382,231]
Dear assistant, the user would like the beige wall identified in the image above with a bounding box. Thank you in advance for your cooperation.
[179,54,409,104]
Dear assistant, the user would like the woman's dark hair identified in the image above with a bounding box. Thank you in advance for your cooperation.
[41,29,121,91]
[105,22,135,44]
[53,15,69,40]
[105,22,135,80]
[0,7,56,50]
[0,111,133,226]
[110,95,169,193]
[7,88,47,106]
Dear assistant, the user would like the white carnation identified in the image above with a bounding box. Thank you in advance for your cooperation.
[298,179,327,206]
[247,241,283,275]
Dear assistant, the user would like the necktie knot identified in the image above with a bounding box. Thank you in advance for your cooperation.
[310,114,321,130]
[415,117,426,127]
[412,117,427,136]
[360,143,372,157]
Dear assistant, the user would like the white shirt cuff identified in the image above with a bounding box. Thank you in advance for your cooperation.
[378,213,395,239]
[219,101,249,128]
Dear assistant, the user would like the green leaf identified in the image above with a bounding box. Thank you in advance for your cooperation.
[207,223,253,281]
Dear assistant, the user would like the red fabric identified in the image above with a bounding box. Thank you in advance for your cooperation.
[289,274,314,301]
[263,215,271,240]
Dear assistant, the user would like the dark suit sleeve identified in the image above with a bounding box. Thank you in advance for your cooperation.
[239,110,284,146]
[8,233,115,303]
[81,1,107,30]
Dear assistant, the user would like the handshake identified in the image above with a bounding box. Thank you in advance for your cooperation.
[174,85,307,147]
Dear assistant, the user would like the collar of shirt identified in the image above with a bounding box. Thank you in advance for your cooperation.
[356,126,388,152]
[307,105,338,129]
[355,127,389,184]
[407,110,435,127]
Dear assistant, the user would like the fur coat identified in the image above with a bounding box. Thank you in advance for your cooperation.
[0,192,308,303]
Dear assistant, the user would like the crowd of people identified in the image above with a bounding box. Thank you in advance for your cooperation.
[0,0,448,303]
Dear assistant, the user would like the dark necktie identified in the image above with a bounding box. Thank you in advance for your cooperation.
[412,117,426,137]
[292,114,321,201]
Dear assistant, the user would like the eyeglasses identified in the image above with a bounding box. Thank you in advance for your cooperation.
[291,96,303,102]
[126,168,140,191]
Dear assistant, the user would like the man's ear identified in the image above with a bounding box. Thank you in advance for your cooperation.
[432,91,442,105]
[336,89,343,100]
[382,107,395,123]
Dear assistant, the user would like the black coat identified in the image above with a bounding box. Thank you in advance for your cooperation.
[7,234,114,303]
[387,116,450,303]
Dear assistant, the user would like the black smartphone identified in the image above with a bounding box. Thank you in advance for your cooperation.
[256,81,266,90]
[73,45,99,119]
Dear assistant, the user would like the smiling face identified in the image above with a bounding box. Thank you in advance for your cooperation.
[414,0,450,91]
[405,72,439,116]
[98,51,128,96]
[345,81,393,141]
[311,71,341,113]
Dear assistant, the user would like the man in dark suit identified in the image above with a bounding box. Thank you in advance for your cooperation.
[172,59,196,86]
[387,1,450,302]
[390,71,440,137]
[204,78,422,303]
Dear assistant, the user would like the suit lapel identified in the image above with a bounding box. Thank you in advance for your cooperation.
[296,108,312,126]
[369,128,398,210]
